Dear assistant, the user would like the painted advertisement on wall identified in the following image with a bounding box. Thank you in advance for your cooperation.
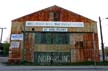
[34,52,70,64]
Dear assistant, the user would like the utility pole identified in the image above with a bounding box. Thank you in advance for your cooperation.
[0,27,6,43]
[99,16,105,62]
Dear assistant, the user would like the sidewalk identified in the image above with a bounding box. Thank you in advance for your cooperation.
[0,57,8,63]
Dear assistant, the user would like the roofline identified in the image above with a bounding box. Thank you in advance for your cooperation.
[12,5,96,23]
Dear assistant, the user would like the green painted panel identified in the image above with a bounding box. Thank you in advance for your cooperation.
[34,52,70,64]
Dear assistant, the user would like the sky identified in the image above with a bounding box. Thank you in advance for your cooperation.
[0,0,108,48]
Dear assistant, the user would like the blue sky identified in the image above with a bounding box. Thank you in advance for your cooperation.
[0,0,108,48]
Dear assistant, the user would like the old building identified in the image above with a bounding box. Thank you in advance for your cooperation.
[8,5,100,64]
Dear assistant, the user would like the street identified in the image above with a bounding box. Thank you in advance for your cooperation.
[0,65,108,71]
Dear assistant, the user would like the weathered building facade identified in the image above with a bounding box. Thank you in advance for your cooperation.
[8,5,100,64]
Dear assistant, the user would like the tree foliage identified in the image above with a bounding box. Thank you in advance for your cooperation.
[104,47,108,56]
[2,42,10,56]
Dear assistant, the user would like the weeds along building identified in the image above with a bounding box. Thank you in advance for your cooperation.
[8,5,100,64]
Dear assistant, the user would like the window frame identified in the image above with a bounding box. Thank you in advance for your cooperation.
[49,12,60,21]
[35,32,69,44]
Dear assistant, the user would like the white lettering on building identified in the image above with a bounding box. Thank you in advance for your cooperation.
[43,28,68,32]
[26,21,84,27]
[11,34,23,40]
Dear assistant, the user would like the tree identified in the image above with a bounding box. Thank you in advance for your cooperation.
[2,42,10,56]
[104,47,108,57]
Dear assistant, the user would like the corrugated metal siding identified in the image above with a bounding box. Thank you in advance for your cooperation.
[9,5,99,63]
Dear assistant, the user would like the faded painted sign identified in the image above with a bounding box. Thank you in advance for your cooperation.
[11,34,23,40]
[38,55,69,63]
[34,52,70,64]
[10,41,20,48]
[43,28,68,32]
[26,21,84,27]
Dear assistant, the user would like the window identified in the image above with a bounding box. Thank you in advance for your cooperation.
[35,32,69,44]
[49,12,60,21]
[53,33,69,44]
[75,41,83,48]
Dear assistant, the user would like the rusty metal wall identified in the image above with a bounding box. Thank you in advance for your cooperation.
[8,5,99,63]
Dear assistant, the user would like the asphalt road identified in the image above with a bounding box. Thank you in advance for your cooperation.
[0,65,108,71]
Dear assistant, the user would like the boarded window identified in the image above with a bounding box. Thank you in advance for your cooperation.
[49,12,60,21]
[35,32,69,44]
